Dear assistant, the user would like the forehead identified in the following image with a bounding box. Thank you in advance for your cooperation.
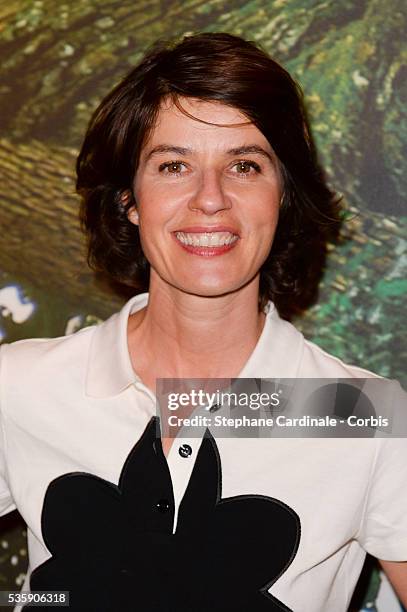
[143,96,271,150]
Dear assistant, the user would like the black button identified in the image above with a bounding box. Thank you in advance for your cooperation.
[209,403,220,413]
[179,444,192,458]
[155,499,170,513]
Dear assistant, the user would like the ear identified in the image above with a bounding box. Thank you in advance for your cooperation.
[279,190,285,208]
[127,205,139,226]
[120,190,139,226]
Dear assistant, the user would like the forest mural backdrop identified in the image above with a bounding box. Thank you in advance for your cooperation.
[0,0,406,610]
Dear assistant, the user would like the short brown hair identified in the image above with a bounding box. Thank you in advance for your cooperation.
[76,32,342,319]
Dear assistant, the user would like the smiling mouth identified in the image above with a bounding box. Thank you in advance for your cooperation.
[175,231,239,247]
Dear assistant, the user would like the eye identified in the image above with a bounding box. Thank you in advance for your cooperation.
[158,161,187,175]
[232,160,261,176]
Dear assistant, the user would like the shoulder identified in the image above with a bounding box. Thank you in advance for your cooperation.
[267,304,383,380]
[0,325,97,389]
[296,332,407,436]
[1,324,96,361]
[298,335,382,379]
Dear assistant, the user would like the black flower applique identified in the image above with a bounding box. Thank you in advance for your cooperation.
[26,417,300,611]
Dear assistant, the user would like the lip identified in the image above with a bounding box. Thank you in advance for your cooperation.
[172,226,240,257]
[173,225,240,236]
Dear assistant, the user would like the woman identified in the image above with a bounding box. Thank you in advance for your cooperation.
[0,32,406,611]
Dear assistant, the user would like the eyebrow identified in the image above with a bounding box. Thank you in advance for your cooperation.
[144,144,275,164]
[226,145,275,164]
[145,145,189,161]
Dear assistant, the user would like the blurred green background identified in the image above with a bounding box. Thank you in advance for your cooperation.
[0,0,406,609]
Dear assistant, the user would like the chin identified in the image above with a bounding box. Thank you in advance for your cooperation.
[173,278,250,299]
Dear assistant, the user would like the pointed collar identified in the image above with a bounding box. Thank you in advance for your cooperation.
[85,292,304,398]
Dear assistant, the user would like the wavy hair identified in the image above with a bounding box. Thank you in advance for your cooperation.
[76,32,342,319]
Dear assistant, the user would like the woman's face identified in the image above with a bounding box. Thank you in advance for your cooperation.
[130,96,282,299]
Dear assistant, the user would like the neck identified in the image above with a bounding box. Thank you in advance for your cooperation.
[127,276,266,382]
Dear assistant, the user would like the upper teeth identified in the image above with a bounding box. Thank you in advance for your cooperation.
[176,232,238,247]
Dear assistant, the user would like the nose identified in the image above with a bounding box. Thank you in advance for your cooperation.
[188,169,232,215]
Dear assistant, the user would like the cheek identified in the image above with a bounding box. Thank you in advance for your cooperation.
[246,200,280,234]
[244,206,279,260]
[135,178,184,221]
[135,199,176,259]
[136,191,170,226]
